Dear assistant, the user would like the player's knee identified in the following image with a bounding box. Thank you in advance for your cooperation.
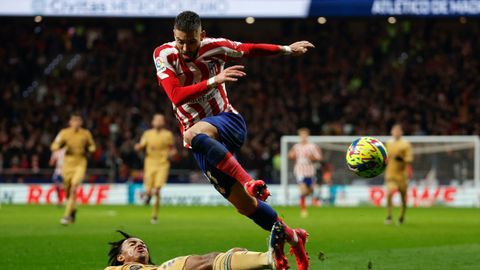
[184,129,200,146]
[184,123,217,146]
[69,185,79,196]
[186,253,219,270]
[154,188,160,196]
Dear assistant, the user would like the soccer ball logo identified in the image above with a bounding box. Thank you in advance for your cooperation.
[346,137,388,178]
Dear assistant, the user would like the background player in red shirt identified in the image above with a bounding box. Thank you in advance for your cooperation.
[153,11,314,270]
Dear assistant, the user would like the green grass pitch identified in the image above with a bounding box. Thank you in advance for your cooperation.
[1,205,479,269]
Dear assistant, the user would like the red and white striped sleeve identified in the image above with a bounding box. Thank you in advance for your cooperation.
[153,45,210,106]
[199,38,286,61]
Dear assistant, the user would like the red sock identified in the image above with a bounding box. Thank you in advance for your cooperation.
[277,217,298,244]
[300,196,306,210]
[312,197,319,206]
[216,152,252,185]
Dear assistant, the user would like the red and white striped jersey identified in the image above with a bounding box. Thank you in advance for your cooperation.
[153,38,283,138]
[291,143,322,178]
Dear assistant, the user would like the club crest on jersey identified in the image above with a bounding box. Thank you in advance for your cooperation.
[129,264,143,270]
[207,61,219,76]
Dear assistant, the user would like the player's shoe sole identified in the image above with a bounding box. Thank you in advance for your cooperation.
[269,222,289,270]
[289,229,309,270]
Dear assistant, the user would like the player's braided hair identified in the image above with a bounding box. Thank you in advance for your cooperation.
[107,230,154,266]
[174,11,202,32]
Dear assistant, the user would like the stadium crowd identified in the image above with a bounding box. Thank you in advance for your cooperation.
[1,18,479,182]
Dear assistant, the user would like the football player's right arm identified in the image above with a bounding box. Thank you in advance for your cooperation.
[167,132,177,158]
[50,130,65,151]
[311,145,323,161]
[153,47,245,106]
[134,133,147,152]
[288,145,297,160]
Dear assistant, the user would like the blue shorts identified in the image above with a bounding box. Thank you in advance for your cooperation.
[52,173,63,184]
[193,112,247,198]
[296,177,315,188]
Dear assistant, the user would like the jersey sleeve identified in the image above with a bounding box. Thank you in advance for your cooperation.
[202,38,284,61]
[50,130,65,151]
[153,46,211,106]
[404,142,413,163]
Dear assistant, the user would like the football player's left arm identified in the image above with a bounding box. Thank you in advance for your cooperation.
[134,133,147,152]
[405,143,414,178]
[238,41,314,57]
[50,130,65,151]
[216,39,314,60]
[86,131,96,153]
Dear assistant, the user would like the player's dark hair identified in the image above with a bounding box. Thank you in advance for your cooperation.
[392,123,403,130]
[70,112,82,118]
[174,11,202,32]
[108,230,154,266]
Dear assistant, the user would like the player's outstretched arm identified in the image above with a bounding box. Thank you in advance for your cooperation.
[232,40,314,58]
[287,40,315,56]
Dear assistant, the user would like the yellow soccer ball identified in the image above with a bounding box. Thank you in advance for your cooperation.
[346,137,388,178]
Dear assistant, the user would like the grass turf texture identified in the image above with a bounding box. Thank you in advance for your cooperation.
[1,205,479,270]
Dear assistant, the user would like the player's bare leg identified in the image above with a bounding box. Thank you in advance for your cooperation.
[298,183,312,218]
[398,189,407,225]
[55,183,63,207]
[385,189,394,225]
[186,246,287,270]
[311,184,320,207]
[151,188,160,224]
[61,183,78,225]
[144,185,152,206]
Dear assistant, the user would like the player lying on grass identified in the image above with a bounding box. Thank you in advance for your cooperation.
[153,11,314,269]
[106,222,289,270]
